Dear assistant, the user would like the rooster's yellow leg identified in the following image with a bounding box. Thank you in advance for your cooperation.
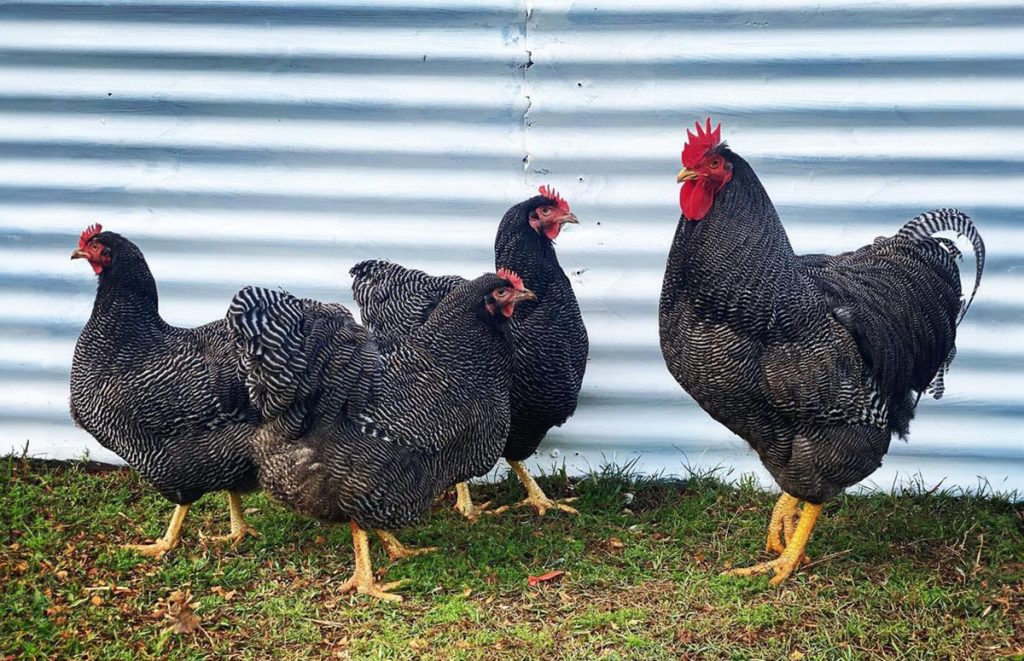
[490,461,579,517]
[765,493,801,555]
[724,502,822,585]
[207,492,260,548]
[125,504,190,558]
[376,530,437,562]
[339,522,406,602]
[453,482,491,522]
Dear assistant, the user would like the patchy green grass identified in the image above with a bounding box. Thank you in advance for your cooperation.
[1,457,1022,660]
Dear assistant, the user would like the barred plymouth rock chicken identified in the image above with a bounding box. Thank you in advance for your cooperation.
[69,225,261,557]
[659,120,984,584]
[351,187,588,520]
[228,271,532,601]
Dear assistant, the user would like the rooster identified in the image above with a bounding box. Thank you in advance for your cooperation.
[351,186,588,520]
[659,119,984,584]
[70,225,261,557]
[228,271,533,601]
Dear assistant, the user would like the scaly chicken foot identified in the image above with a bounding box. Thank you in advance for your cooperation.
[453,482,492,522]
[725,502,822,585]
[125,504,190,558]
[375,531,437,562]
[338,522,406,602]
[764,492,811,564]
[206,492,260,548]
[490,461,579,517]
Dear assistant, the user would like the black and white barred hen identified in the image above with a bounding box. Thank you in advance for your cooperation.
[228,271,532,601]
[659,120,984,584]
[351,187,588,520]
[69,225,261,557]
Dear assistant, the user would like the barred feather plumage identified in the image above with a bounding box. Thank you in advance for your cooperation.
[660,149,983,503]
[69,231,260,506]
[228,276,516,530]
[350,194,589,465]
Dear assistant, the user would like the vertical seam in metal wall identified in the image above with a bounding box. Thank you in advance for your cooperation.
[521,0,533,183]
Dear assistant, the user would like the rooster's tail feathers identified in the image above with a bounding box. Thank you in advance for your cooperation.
[897,209,984,401]
[896,208,985,325]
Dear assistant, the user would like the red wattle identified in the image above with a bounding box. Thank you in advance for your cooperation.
[679,179,714,221]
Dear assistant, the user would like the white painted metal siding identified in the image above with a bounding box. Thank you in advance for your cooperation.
[1,0,1021,494]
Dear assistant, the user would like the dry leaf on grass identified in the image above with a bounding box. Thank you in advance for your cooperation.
[528,570,565,587]
[164,589,203,635]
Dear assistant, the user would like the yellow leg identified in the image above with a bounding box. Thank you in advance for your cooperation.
[765,493,801,555]
[453,482,491,522]
[339,522,406,602]
[490,461,579,517]
[724,502,822,585]
[207,492,260,548]
[125,504,190,558]
[375,530,437,562]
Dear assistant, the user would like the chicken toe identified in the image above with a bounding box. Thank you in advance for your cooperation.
[725,503,821,585]
[206,492,260,548]
[376,531,437,562]
[125,504,190,558]
[453,482,492,522]
[339,522,405,602]
[490,461,579,517]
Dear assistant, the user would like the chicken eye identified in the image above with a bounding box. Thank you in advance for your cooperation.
[709,158,721,168]
[495,287,507,297]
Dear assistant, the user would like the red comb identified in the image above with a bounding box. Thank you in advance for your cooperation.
[78,223,103,249]
[681,118,723,168]
[538,185,570,214]
[497,267,525,291]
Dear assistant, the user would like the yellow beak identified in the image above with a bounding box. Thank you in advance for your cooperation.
[70,248,88,260]
[677,168,699,183]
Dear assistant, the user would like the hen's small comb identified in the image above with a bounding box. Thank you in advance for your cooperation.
[538,185,570,214]
[78,223,103,249]
[682,118,723,168]
[497,267,525,291]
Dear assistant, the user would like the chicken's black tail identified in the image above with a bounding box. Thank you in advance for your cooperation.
[227,286,370,433]
[896,209,985,399]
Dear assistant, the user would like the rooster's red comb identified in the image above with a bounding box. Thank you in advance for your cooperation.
[497,267,525,291]
[78,223,103,249]
[682,118,723,168]
[538,185,570,214]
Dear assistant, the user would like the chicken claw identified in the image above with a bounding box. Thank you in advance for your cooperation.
[453,482,492,522]
[206,492,260,549]
[124,504,189,558]
[725,502,822,585]
[376,531,437,562]
[339,522,405,602]
[489,461,579,517]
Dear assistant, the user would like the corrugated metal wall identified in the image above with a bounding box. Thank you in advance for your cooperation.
[2,0,1021,494]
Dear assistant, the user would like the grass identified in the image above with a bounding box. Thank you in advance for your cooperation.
[1,456,1022,660]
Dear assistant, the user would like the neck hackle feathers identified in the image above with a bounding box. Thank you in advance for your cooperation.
[682,118,722,168]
